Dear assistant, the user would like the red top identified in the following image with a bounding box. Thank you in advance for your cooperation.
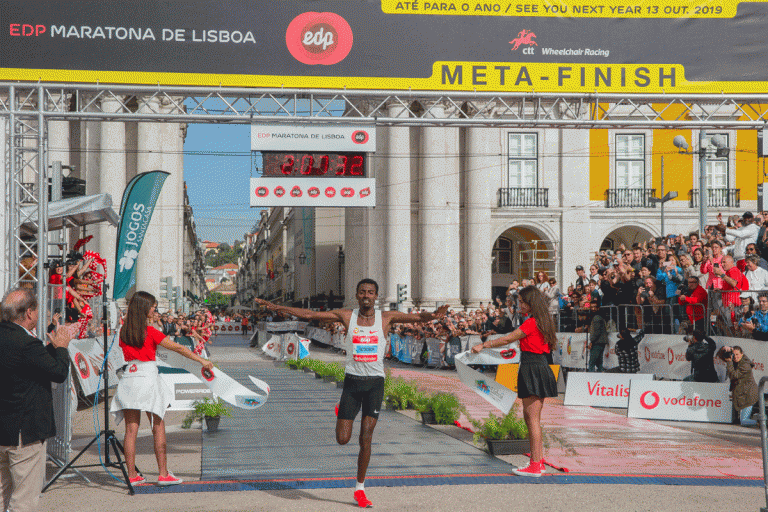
[120,326,166,362]
[519,317,550,354]
[722,267,749,308]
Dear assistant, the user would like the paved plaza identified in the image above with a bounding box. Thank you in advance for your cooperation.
[41,334,767,511]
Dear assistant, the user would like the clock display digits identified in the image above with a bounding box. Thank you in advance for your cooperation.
[280,155,295,175]
[263,152,365,177]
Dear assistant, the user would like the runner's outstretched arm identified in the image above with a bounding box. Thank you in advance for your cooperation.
[254,297,346,324]
[383,304,450,325]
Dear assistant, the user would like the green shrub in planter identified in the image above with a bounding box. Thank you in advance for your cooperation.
[327,363,346,382]
[182,397,232,428]
[469,403,528,444]
[384,377,420,410]
[429,393,461,425]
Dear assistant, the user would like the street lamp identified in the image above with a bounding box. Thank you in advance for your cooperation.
[673,132,730,236]
[648,156,678,237]
[298,252,306,265]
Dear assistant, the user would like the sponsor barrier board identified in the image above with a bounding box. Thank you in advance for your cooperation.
[563,372,653,408]
[68,335,125,395]
[627,380,731,423]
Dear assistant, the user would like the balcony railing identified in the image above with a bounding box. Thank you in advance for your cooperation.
[497,188,549,207]
[604,188,657,208]
[688,188,740,208]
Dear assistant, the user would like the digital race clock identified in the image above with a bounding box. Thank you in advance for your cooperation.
[261,152,366,178]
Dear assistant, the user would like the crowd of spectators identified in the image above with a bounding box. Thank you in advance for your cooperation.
[557,210,768,340]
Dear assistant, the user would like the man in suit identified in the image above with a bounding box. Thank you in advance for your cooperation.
[0,288,73,512]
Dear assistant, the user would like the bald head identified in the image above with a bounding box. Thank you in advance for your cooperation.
[1,288,37,323]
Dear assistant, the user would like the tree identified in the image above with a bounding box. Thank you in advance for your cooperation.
[205,291,229,308]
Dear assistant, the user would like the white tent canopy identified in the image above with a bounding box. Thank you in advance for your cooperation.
[20,193,119,235]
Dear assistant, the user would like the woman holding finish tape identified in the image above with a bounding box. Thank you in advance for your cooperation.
[110,291,213,486]
[471,285,558,477]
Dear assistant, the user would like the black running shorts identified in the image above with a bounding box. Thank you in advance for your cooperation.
[337,374,385,420]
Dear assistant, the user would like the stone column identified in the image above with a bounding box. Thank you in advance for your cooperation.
[159,102,185,310]
[418,105,460,307]
[464,128,496,308]
[135,97,164,303]
[559,129,591,287]
[97,96,127,295]
[384,103,412,309]
[47,95,71,274]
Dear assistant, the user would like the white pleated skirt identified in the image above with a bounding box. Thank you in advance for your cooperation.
[109,360,172,425]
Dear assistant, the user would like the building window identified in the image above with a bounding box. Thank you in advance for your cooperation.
[615,134,645,188]
[492,237,513,275]
[705,133,729,189]
[507,133,538,189]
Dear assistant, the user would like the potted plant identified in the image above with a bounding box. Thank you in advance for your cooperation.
[384,376,418,410]
[414,392,436,424]
[469,404,529,456]
[429,392,461,425]
[183,397,232,432]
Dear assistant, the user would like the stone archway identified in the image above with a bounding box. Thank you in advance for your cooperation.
[492,225,556,298]
[601,225,655,252]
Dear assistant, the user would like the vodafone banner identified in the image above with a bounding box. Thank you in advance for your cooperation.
[251,177,375,207]
[628,381,732,423]
[564,372,653,408]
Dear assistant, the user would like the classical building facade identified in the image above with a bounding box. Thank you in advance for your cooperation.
[245,104,760,310]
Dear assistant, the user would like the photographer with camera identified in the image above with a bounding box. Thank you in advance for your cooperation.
[720,345,759,426]
[684,330,719,383]
[738,293,768,341]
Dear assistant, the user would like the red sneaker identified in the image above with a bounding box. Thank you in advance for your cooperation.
[354,489,373,508]
[157,472,183,486]
[129,475,145,485]
[512,459,544,477]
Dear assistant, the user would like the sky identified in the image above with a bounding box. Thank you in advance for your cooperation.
[182,97,344,244]
[183,124,262,245]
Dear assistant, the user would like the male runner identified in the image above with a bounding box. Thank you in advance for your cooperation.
[255,278,448,508]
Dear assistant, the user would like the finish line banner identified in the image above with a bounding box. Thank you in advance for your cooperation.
[3,1,768,94]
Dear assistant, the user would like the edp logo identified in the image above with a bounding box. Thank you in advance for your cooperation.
[303,26,335,51]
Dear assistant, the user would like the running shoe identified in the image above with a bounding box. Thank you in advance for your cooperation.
[512,459,544,477]
[157,472,183,486]
[128,475,145,485]
[354,490,373,508]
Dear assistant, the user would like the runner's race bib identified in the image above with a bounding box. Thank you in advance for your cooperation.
[352,328,378,362]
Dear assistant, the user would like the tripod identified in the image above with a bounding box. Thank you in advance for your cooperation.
[43,285,137,495]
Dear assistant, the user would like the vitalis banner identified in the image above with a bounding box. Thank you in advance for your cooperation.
[2,1,768,93]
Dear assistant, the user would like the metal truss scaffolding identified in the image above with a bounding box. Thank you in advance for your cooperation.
[3,84,768,128]
[4,83,768,333]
